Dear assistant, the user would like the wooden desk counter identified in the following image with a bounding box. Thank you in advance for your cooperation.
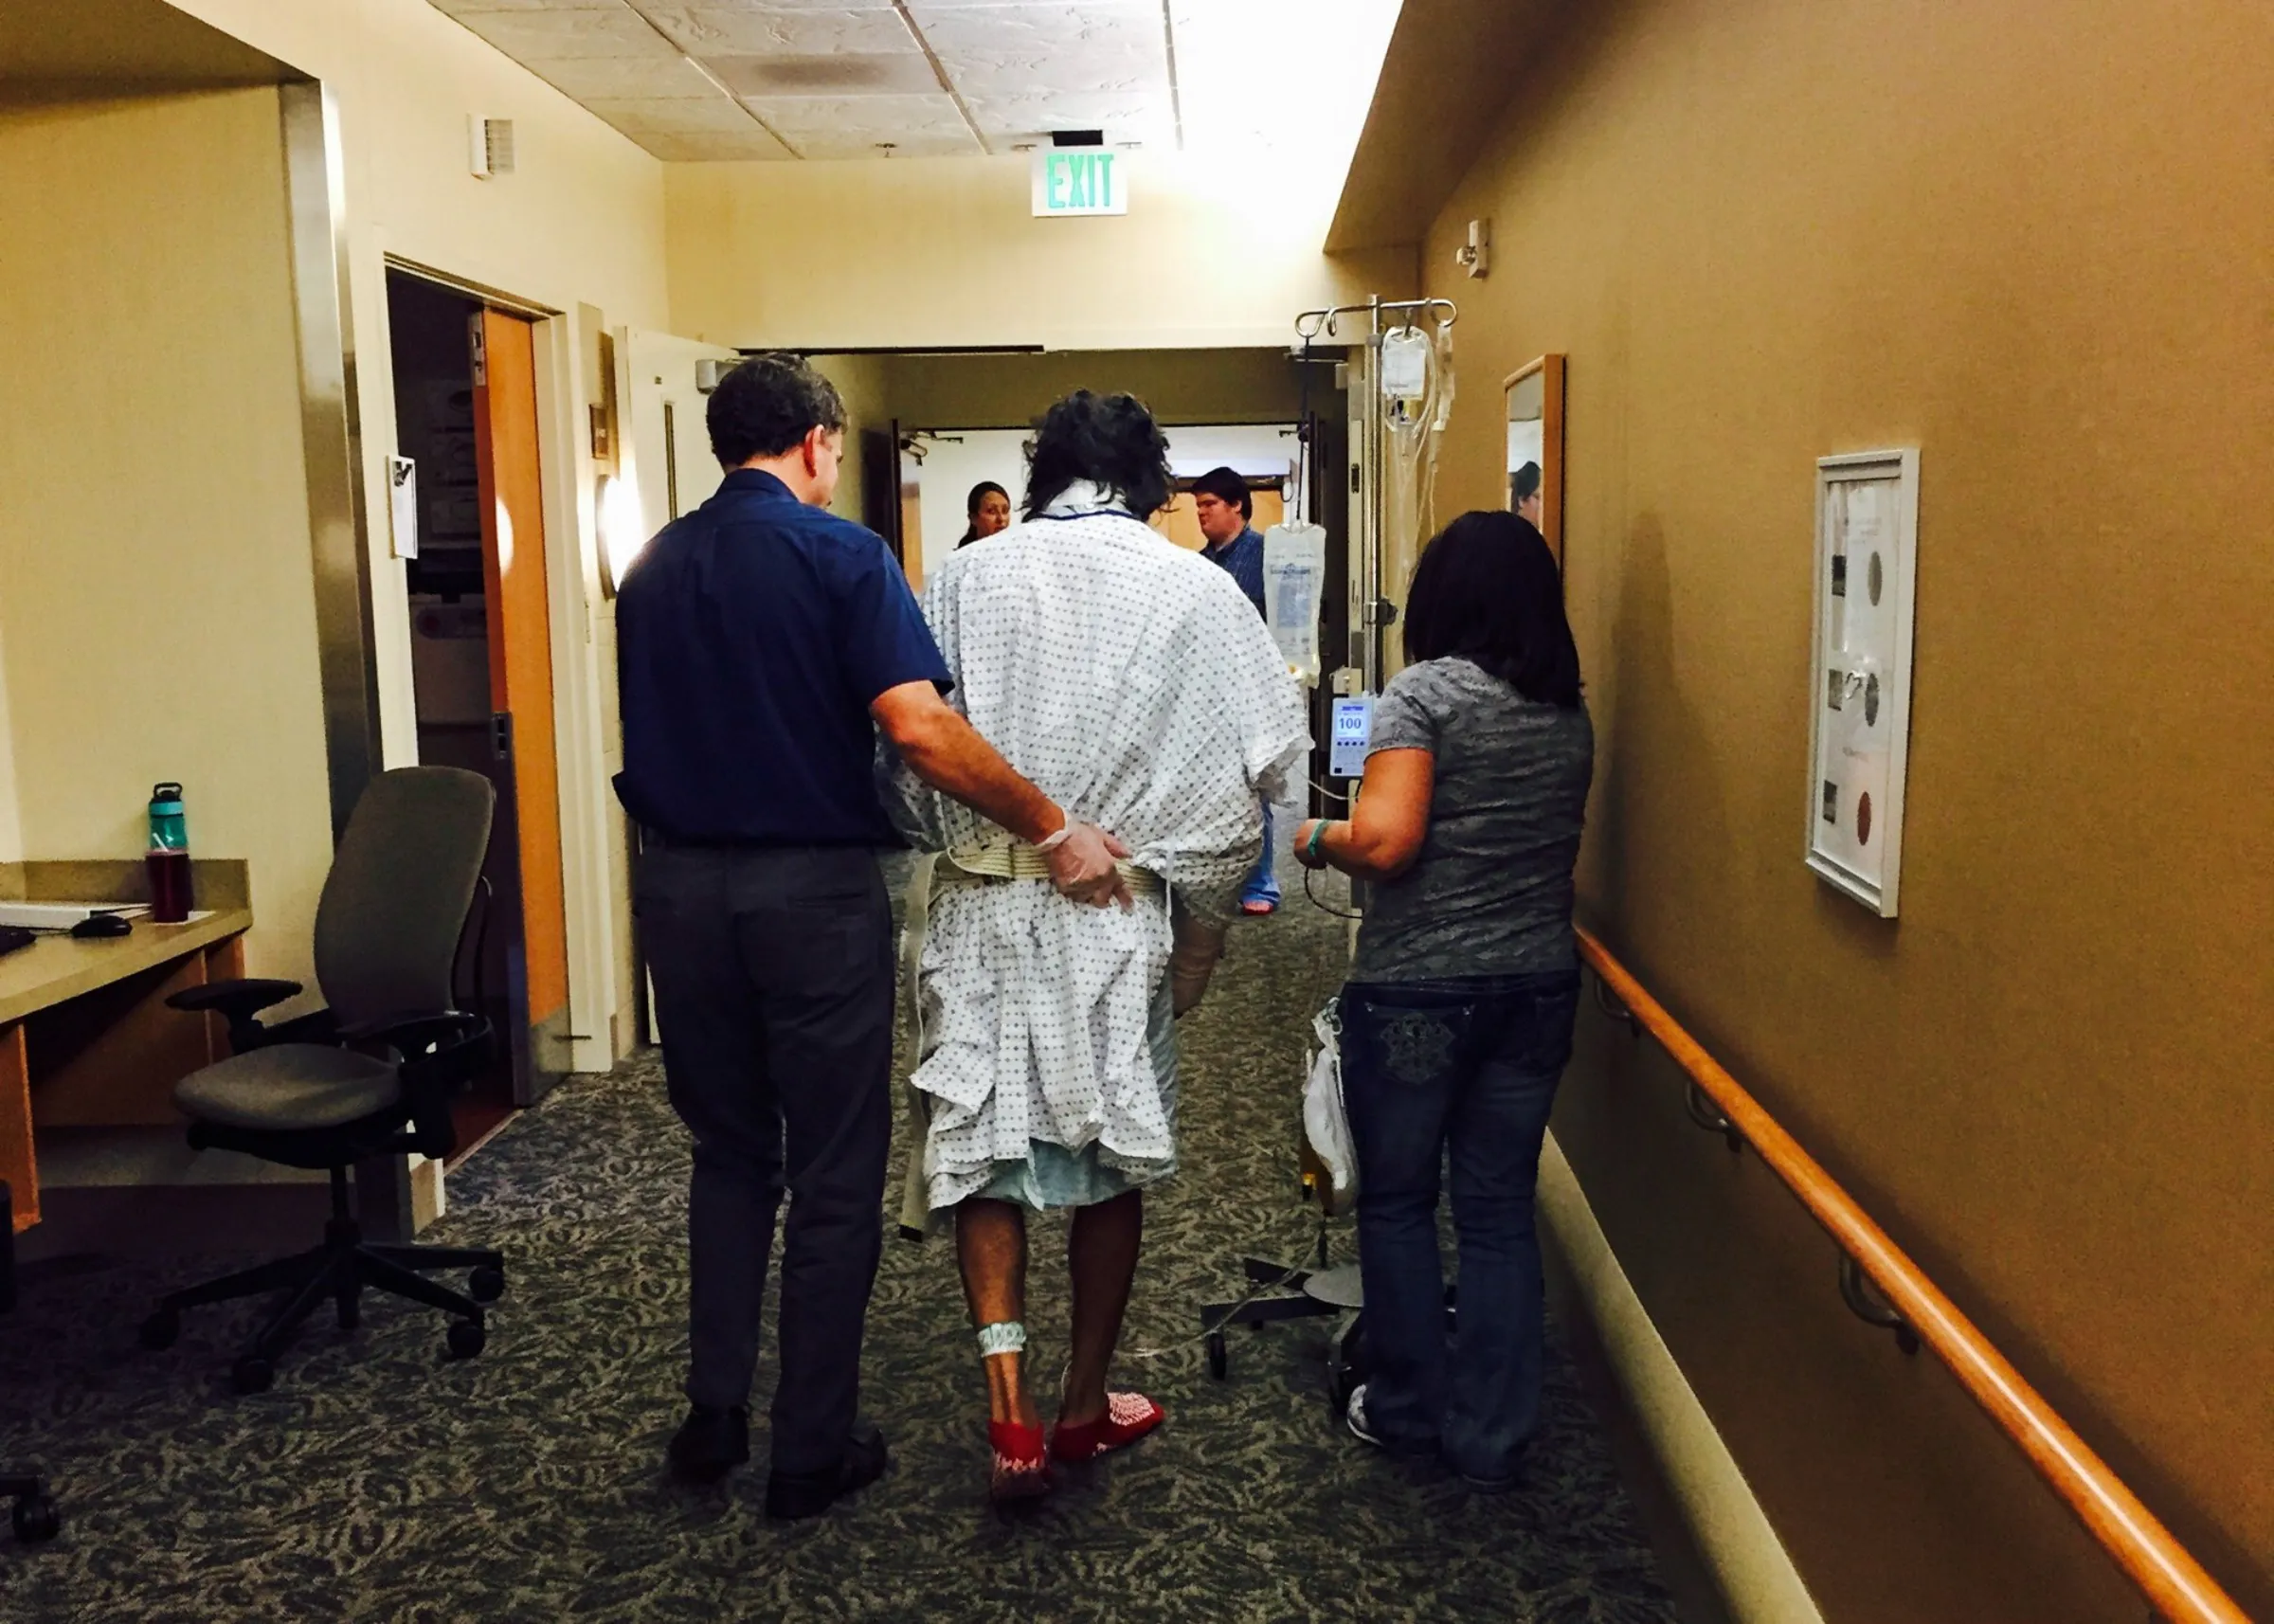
[0,860,253,1234]
[0,910,253,1029]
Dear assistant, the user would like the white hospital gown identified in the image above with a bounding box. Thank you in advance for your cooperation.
[886,482,1309,1211]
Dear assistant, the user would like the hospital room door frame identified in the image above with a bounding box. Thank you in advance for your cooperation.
[470,306,574,1105]
[377,257,609,1113]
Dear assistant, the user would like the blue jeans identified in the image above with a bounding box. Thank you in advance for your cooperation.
[1339,969,1580,1482]
[1240,799,1280,908]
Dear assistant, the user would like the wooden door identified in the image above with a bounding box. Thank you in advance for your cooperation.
[472,308,569,1098]
[861,421,924,590]
[1160,483,1287,551]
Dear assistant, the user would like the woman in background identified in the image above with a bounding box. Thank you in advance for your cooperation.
[1511,460,1543,530]
[1294,509,1592,1492]
[956,479,1012,548]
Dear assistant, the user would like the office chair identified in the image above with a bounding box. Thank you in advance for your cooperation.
[138,767,507,1396]
[2,1179,61,1543]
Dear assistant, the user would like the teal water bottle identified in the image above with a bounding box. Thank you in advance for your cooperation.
[146,782,193,923]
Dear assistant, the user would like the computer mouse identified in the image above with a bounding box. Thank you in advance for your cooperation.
[71,912,133,939]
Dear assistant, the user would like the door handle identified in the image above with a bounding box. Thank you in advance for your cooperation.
[491,711,514,762]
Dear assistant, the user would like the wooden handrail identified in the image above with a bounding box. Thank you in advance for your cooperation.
[1575,926,2250,1624]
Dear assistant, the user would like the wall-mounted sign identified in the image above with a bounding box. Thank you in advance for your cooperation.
[1806,448,1920,917]
[388,455,419,560]
[1031,148,1127,217]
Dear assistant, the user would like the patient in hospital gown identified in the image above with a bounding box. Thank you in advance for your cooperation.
[884,389,1307,1500]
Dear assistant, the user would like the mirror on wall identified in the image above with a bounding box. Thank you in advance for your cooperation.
[1505,354,1566,560]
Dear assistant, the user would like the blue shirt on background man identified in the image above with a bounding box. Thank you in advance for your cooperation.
[613,468,949,846]
[1203,524,1267,619]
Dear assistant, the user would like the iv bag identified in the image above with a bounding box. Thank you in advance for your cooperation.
[1263,521,1328,683]
[1380,325,1432,430]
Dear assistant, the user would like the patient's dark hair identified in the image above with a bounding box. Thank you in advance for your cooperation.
[1402,510,1581,707]
[1511,460,1543,503]
[1022,390,1174,520]
[707,352,844,468]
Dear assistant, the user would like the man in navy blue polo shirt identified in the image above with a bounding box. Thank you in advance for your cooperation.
[1193,466,1279,914]
[614,353,1127,1521]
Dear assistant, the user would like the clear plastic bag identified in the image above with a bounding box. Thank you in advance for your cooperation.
[1304,1000,1359,1213]
[1263,521,1327,682]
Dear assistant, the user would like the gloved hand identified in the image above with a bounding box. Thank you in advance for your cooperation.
[1041,821,1134,909]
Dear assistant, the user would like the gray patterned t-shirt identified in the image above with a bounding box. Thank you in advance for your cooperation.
[1350,657,1593,983]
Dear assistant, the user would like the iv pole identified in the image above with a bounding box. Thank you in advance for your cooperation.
[1292,296,1457,696]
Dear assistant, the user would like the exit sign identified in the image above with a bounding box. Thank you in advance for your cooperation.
[1031,147,1127,217]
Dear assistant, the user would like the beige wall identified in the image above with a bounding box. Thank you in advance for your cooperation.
[1417,0,2274,1616]
[149,0,672,1067]
[887,348,1313,430]
[808,352,893,531]
[162,0,672,765]
[0,87,331,986]
[0,614,21,863]
[666,153,1414,352]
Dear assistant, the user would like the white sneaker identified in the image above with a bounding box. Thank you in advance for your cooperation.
[1345,1383,1385,1450]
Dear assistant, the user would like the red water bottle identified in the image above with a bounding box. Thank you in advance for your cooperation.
[146,782,193,924]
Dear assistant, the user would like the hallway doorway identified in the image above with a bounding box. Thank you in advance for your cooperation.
[385,269,571,1133]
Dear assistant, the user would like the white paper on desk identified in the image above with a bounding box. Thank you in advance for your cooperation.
[0,902,151,930]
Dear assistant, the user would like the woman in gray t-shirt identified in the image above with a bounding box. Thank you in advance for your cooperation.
[1294,510,1592,1489]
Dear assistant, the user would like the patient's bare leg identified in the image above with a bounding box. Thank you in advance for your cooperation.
[1060,1190,1144,1428]
[956,1198,1038,1428]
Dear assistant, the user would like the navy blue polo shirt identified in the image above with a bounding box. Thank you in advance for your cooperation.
[1203,524,1267,619]
[613,469,949,845]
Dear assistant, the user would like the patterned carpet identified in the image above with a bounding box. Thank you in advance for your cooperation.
[0,886,1678,1623]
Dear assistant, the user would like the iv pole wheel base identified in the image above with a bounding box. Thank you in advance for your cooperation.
[1205,1331,1229,1380]
[11,1493,60,1543]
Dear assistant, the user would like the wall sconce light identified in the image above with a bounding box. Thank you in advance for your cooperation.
[1454,217,1490,279]
[596,471,645,599]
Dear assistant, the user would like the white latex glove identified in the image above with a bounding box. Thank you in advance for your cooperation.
[1041,821,1133,909]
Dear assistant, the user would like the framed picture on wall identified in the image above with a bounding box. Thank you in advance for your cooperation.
[1503,354,1565,560]
[1805,448,1921,916]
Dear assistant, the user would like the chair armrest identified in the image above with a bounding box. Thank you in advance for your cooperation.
[169,979,303,1018]
[359,1013,494,1160]
[169,979,305,1053]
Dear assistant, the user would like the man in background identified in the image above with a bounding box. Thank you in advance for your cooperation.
[613,353,1128,1522]
[1193,466,1279,914]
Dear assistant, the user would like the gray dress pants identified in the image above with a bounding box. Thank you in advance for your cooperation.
[634,843,893,1478]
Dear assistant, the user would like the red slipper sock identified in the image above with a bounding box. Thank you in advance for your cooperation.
[1050,1392,1166,1464]
[989,1419,1052,1501]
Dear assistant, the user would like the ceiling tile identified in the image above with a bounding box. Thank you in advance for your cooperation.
[963,90,1169,146]
[745,92,983,157]
[631,128,799,161]
[640,6,915,57]
[912,3,1164,96]
[523,52,721,98]
[429,0,623,13]
[701,51,943,98]
[450,6,676,60]
[580,95,756,134]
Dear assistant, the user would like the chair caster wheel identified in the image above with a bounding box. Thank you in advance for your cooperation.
[232,1357,274,1396]
[139,1311,180,1351]
[467,1265,505,1304]
[1206,1331,1228,1380]
[11,1494,60,1543]
[446,1318,486,1360]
